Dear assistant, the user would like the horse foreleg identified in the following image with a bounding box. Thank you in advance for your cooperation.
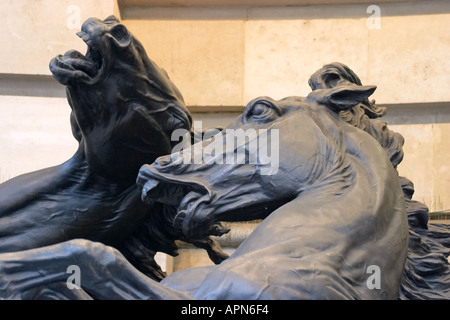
[0,239,193,300]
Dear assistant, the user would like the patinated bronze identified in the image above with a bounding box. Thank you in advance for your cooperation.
[0,16,448,300]
[0,16,195,280]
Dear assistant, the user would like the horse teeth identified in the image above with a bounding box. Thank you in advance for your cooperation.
[76,31,88,39]
[173,210,187,232]
[76,31,93,47]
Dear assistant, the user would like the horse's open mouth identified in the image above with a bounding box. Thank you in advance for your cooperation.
[50,32,103,85]
[76,31,103,71]
[138,157,294,241]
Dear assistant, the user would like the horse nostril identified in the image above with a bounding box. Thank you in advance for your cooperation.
[140,179,160,204]
[154,156,173,168]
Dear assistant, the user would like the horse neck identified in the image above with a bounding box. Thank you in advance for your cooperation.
[240,123,406,252]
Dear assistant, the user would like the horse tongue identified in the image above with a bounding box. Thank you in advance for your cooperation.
[63,49,86,60]
[61,50,97,77]
[137,153,214,204]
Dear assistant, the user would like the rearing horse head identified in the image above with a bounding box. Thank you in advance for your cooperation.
[138,73,409,299]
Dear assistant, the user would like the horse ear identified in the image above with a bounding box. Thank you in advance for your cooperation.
[109,24,132,48]
[308,84,377,112]
[104,15,120,23]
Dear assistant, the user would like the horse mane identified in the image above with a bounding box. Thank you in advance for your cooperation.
[310,62,450,299]
[308,62,404,168]
[118,203,180,281]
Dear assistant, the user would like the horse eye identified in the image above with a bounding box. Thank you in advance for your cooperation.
[245,100,279,124]
[252,103,267,116]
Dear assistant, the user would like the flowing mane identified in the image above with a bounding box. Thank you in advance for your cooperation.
[310,63,450,299]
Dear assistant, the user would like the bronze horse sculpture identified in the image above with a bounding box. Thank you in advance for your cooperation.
[0,17,449,300]
[0,16,220,281]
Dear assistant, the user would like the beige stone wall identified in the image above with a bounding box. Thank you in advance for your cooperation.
[121,2,450,107]
[0,0,449,271]
[389,118,450,213]
[0,0,117,75]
